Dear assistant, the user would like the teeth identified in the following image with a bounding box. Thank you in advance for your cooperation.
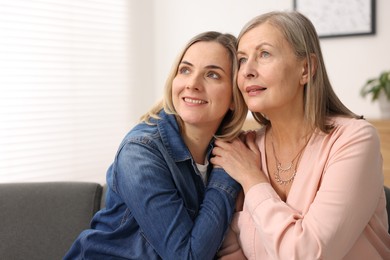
[184,98,206,104]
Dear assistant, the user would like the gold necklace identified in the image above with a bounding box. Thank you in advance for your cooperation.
[270,131,310,185]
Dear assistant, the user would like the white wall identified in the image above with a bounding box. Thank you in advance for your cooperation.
[146,0,390,120]
[320,0,390,119]
[127,1,156,123]
[2,1,387,184]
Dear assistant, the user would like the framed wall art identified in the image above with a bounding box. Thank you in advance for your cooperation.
[293,0,376,38]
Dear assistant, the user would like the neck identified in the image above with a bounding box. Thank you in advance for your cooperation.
[265,100,310,144]
[181,124,215,164]
[268,118,312,163]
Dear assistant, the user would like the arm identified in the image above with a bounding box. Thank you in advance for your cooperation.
[114,141,240,260]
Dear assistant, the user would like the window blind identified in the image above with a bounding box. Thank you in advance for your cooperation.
[0,0,134,184]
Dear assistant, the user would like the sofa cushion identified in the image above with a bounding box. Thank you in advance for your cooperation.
[0,182,102,260]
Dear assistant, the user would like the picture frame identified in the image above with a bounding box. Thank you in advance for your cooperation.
[293,0,376,38]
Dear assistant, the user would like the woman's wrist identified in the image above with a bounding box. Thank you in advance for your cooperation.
[242,173,268,195]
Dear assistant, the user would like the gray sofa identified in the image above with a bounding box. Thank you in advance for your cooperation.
[0,182,389,260]
[0,182,105,260]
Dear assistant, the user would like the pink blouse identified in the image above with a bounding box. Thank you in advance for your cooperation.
[218,117,390,259]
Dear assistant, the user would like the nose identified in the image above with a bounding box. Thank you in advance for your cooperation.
[241,58,258,79]
[186,74,202,91]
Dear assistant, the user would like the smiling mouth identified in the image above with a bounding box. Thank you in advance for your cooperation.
[183,97,207,104]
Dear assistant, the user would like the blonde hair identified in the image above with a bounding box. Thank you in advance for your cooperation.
[239,11,361,133]
[140,31,248,141]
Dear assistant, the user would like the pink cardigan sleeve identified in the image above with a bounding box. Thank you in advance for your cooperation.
[238,120,389,259]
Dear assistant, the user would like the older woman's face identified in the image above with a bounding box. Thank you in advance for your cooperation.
[237,23,307,116]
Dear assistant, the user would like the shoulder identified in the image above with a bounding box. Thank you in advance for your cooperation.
[119,112,190,162]
[115,121,162,157]
[323,116,380,149]
[254,126,267,140]
[121,111,175,144]
[330,117,378,138]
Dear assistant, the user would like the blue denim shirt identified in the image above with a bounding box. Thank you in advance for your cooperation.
[64,110,241,260]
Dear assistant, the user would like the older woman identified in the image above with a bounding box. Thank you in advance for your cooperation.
[213,11,390,259]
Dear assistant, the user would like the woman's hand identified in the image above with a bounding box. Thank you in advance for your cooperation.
[211,131,268,193]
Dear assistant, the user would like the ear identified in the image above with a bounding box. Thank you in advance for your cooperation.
[300,54,317,85]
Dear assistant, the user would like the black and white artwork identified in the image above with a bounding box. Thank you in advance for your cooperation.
[294,0,376,38]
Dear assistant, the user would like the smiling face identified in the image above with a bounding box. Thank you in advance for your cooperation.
[237,22,308,118]
[172,41,233,131]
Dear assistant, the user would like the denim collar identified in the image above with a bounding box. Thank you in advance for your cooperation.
[156,110,214,163]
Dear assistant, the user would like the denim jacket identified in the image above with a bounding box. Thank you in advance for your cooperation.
[64,110,241,260]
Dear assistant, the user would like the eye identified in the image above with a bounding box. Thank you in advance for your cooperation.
[207,71,220,79]
[178,66,190,75]
[260,51,270,58]
[238,57,247,65]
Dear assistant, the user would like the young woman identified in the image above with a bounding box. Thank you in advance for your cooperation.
[64,31,248,259]
[212,12,390,259]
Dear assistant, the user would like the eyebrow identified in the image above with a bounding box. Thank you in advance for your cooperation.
[180,60,226,73]
[237,42,273,56]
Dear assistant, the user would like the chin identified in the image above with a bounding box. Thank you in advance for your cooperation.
[247,102,263,112]
[179,115,202,124]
